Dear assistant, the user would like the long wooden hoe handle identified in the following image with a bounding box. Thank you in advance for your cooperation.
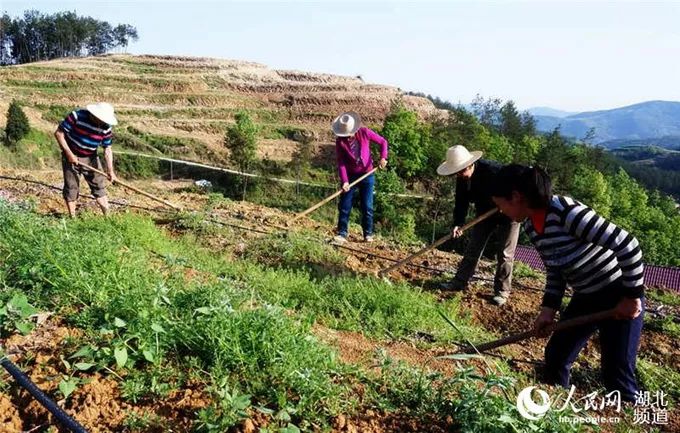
[461,308,617,354]
[289,167,379,224]
[77,162,181,210]
[378,208,498,277]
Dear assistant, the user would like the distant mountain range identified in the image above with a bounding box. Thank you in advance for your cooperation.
[528,101,680,147]
[526,107,575,118]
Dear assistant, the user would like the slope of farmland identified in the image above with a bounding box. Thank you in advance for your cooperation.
[0,171,679,433]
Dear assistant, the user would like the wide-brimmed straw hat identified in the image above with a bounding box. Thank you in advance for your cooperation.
[331,111,361,137]
[436,145,483,176]
[86,102,118,126]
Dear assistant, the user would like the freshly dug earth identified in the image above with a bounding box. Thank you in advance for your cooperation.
[0,320,210,432]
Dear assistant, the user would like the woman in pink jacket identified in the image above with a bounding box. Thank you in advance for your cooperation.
[331,112,388,244]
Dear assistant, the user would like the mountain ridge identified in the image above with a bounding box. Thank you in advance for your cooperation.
[532,100,680,145]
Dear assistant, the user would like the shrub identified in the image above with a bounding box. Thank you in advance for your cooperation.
[374,169,418,243]
[224,111,258,200]
[5,100,30,145]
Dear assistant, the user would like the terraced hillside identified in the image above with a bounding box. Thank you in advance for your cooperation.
[0,54,441,163]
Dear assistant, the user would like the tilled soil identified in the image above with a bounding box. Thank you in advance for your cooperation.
[0,320,210,432]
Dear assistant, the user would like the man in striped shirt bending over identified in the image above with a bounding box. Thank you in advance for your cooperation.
[491,164,644,401]
[54,103,119,217]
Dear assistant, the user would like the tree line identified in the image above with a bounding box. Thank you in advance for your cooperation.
[612,147,680,198]
[219,96,680,266]
[0,10,138,65]
[378,96,680,266]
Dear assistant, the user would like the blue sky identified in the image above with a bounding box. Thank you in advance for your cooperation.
[4,1,680,112]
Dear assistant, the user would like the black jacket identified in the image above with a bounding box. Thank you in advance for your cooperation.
[453,159,509,227]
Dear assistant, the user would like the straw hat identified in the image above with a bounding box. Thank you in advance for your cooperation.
[436,145,483,176]
[331,111,361,137]
[86,102,118,126]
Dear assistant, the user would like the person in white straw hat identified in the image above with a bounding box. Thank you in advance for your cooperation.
[437,145,520,306]
[331,111,389,244]
[54,102,119,217]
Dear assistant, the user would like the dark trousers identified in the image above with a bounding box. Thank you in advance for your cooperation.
[337,173,374,238]
[453,219,520,295]
[61,154,107,201]
[544,285,644,402]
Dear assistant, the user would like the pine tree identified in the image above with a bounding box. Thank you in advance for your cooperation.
[5,100,30,145]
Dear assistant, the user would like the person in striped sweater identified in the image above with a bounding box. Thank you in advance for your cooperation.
[54,103,118,217]
[490,164,644,401]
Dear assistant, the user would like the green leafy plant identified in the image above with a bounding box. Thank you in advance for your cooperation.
[374,169,418,243]
[0,293,38,336]
[195,378,252,432]
[57,375,87,400]
[120,366,177,403]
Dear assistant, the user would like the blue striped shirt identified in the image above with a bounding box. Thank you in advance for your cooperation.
[525,195,645,309]
[59,109,113,156]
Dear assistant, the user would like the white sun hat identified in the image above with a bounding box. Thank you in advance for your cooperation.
[331,111,362,137]
[436,145,483,176]
[86,102,118,126]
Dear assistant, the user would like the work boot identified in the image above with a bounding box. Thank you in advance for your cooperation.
[492,293,509,306]
[332,235,347,245]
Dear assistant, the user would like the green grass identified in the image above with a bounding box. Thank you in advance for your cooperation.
[166,214,484,342]
[4,78,80,91]
[114,58,160,74]
[242,231,346,273]
[258,125,308,140]
[111,106,286,123]
[0,128,61,169]
[113,126,226,167]
[0,204,353,428]
[0,202,504,431]
[33,103,73,123]
[637,358,680,404]
[364,356,580,433]
[644,315,680,338]
[645,289,680,338]
[237,262,471,340]
[513,261,545,280]
[0,203,653,432]
[647,288,680,307]
[165,222,481,341]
